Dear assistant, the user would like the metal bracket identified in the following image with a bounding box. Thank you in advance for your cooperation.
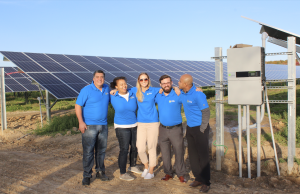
[267,86,293,89]
[265,52,292,56]
[267,79,294,82]
[213,81,228,84]
[211,56,227,60]
[212,87,228,90]
[267,100,293,104]
[212,100,228,104]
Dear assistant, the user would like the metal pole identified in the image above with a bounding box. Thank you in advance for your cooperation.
[238,105,242,177]
[246,105,251,178]
[215,47,224,170]
[242,106,246,129]
[256,105,261,177]
[1,68,6,131]
[287,36,296,174]
[265,86,280,175]
[37,97,43,127]
[0,68,4,134]
[45,90,51,122]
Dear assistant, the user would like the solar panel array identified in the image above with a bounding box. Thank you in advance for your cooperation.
[0,51,299,99]
[0,51,223,99]
[265,64,300,80]
[3,67,41,93]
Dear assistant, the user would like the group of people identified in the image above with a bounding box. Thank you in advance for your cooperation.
[75,70,211,193]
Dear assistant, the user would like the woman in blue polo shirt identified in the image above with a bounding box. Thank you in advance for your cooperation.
[110,77,142,181]
[131,73,161,179]
[111,73,181,179]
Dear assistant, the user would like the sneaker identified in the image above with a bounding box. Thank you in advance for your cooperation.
[128,166,143,174]
[119,173,135,181]
[144,173,154,179]
[141,168,149,178]
[82,177,90,185]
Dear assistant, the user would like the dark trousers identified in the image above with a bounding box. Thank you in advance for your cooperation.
[158,125,186,177]
[115,127,138,174]
[82,125,108,178]
[186,124,210,186]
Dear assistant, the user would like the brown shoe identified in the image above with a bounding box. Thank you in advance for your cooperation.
[199,185,210,193]
[178,176,187,183]
[189,180,203,187]
[161,174,173,181]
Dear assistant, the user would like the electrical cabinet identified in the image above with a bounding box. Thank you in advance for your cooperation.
[227,46,265,105]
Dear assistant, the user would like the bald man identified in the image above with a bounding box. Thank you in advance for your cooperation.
[178,74,211,193]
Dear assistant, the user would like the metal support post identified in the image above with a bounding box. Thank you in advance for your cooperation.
[45,90,51,122]
[242,106,246,129]
[238,105,242,177]
[287,37,296,174]
[0,68,7,132]
[256,105,261,177]
[246,105,251,178]
[37,97,43,127]
[215,47,224,171]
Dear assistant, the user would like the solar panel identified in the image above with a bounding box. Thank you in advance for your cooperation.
[1,51,299,99]
[3,67,41,93]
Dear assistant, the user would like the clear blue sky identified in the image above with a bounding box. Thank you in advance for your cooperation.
[0,0,299,67]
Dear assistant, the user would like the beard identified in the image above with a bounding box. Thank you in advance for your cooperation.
[162,86,172,93]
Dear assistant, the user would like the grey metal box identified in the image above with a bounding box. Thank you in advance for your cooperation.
[227,46,265,105]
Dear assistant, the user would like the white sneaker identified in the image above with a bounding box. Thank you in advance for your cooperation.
[119,173,134,181]
[144,172,154,179]
[128,166,143,174]
[141,168,149,178]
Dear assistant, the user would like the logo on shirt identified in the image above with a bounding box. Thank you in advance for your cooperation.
[203,104,206,106]
[105,93,108,95]
[169,100,175,103]
[187,100,192,103]
[147,93,152,95]
[130,96,135,99]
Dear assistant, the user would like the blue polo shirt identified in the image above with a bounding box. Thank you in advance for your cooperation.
[181,84,209,127]
[76,82,110,125]
[155,89,182,126]
[130,87,160,123]
[110,91,137,125]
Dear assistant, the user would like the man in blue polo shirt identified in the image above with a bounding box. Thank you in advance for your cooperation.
[155,75,187,183]
[178,74,211,193]
[75,70,110,186]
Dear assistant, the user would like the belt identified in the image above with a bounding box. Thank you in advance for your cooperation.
[160,123,182,129]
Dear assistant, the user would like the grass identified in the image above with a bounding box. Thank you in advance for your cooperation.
[6,91,76,112]
[34,114,80,136]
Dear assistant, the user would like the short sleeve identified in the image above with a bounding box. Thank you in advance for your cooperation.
[76,87,88,107]
[129,87,137,94]
[196,92,209,110]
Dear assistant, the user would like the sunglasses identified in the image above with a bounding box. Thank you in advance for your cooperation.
[139,78,149,82]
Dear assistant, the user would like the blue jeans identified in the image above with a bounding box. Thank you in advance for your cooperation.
[82,125,108,178]
[115,127,137,174]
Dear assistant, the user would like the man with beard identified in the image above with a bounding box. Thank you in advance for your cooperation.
[155,75,187,183]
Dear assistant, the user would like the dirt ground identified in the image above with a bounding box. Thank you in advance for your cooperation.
[1,110,300,193]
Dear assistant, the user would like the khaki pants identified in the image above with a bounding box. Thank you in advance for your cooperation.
[136,122,159,167]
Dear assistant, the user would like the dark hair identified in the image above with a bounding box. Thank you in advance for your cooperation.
[110,76,127,89]
[93,70,105,78]
[159,74,172,83]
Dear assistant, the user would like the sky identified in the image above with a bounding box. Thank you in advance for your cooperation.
[0,0,299,67]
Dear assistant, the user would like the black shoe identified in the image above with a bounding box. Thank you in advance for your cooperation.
[82,177,90,185]
[96,171,110,181]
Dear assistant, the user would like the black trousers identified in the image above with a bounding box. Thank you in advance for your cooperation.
[186,124,210,186]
